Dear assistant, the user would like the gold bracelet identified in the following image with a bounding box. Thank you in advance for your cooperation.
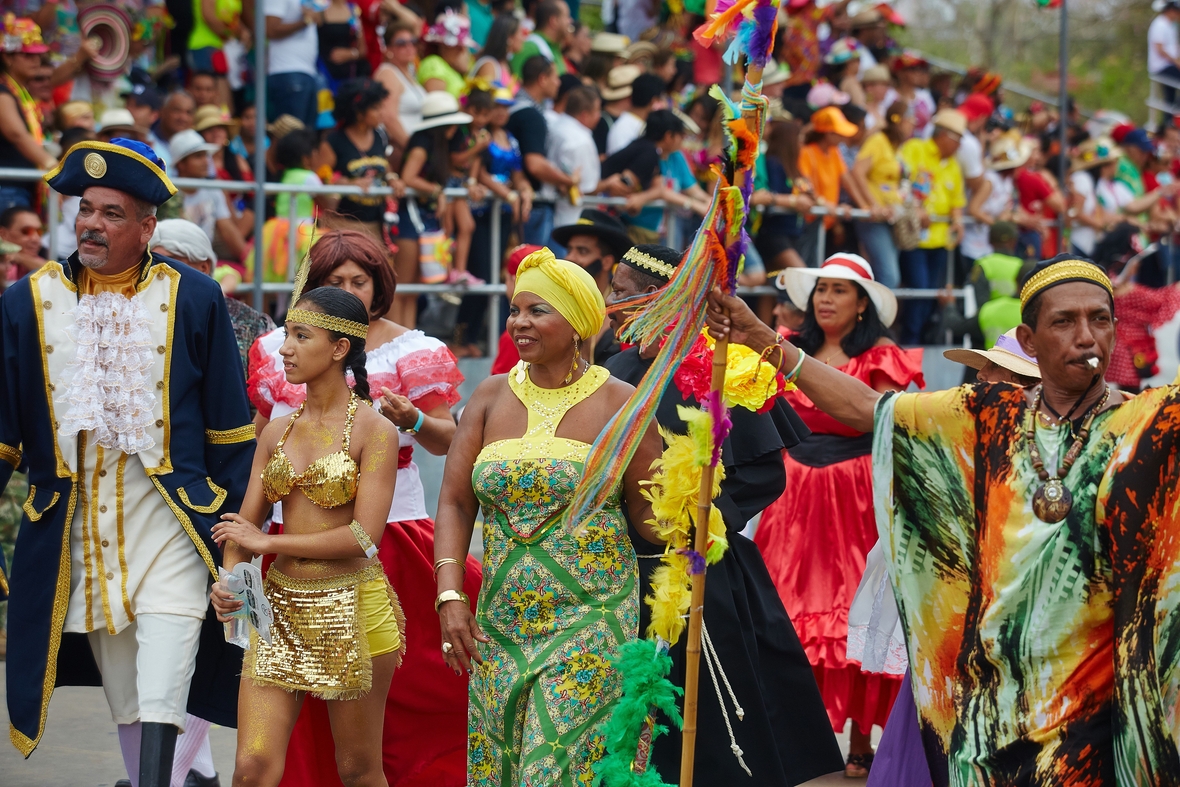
[433,557,466,577]
[435,589,470,613]
[348,520,378,559]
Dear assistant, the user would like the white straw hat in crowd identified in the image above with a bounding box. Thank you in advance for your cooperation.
[989,132,1035,171]
[97,108,142,135]
[777,253,898,327]
[413,92,474,132]
[600,65,642,101]
[943,328,1041,379]
[591,32,629,54]
[168,128,220,163]
[931,108,967,136]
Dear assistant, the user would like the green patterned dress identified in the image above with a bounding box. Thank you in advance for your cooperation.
[468,365,639,787]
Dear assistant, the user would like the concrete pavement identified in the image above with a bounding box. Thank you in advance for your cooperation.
[0,660,859,786]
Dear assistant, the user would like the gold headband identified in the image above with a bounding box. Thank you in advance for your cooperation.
[286,308,369,339]
[622,247,676,279]
[1019,262,1113,310]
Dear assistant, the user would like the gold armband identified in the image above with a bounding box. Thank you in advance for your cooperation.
[348,520,378,559]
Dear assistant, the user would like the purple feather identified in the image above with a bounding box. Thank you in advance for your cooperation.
[678,548,707,575]
[705,389,732,468]
[749,2,778,71]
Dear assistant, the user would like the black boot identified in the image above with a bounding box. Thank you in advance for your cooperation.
[138,722,179,787]
[184,769,221,787]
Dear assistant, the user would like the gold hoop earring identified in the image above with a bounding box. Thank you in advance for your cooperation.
[565,337,581,385]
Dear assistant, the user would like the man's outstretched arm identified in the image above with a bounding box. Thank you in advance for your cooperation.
[705,288,882,433]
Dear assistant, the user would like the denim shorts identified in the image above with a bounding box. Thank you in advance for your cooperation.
[397,198,440,242]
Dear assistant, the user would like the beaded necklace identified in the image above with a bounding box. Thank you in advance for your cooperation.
[1024,385,1109,524]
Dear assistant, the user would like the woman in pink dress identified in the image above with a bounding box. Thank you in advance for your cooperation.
[247,230,478,787]
[757,253,923,778]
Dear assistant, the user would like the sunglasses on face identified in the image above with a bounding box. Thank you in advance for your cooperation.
[15,226,42,237]
[393,38,418,46]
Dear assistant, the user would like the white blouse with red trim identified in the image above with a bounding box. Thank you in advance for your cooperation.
[247,327,464,522]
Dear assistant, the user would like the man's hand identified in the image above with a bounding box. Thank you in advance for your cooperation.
[937,286,956,307]
[705,287,778,352]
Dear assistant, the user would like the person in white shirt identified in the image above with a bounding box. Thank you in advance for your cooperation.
[1150,1,1180,107]
[264,0,320,128]
[1068,137,1130,256]
[546,86,603,231]
[606,72,665,155]
[170,130,247,262]
[955,94,993,264]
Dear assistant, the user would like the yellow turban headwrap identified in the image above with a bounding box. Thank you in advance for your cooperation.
[513,247,606,340]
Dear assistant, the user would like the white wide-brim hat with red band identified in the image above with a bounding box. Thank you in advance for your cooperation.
[777,253,898,327]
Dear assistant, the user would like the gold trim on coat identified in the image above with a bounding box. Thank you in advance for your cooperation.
[9,483,78,757]
[0,442,21,467]
[205,425,255,445]
[149,477,217,579]
[177,478,228,514]
[21,486,60,522]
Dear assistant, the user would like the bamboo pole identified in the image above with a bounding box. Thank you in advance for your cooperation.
[678,56,768,787]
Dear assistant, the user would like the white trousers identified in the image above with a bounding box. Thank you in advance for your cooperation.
[87,612,204,729]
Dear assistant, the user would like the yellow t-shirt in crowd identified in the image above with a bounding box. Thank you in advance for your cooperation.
[856,131,902,207]
[899,137,966,249]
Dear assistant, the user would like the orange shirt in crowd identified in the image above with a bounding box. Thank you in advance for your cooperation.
[798,143,847,228]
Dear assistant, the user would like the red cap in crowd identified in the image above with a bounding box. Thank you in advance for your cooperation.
[959,94,995,122]
[505,244,543,277]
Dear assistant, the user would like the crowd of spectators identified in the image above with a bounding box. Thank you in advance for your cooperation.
[4,0,1180,366]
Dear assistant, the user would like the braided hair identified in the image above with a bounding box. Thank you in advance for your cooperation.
[295,287,373,401]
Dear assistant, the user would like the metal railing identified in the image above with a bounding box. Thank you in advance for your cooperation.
[1,167,977,348]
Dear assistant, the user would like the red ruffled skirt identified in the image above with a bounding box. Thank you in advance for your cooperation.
[754,450,901,734]
[271,518,481,787]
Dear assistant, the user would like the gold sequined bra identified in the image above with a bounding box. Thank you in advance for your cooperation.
[262,393,361,508]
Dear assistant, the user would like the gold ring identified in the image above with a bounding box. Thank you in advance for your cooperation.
[442,641,453,654]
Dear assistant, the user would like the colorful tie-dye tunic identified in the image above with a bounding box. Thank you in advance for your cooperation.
[872,383,1180,786]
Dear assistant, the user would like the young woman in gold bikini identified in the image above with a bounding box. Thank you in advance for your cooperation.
[210,286,403,787]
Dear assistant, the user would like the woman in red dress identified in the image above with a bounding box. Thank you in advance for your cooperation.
[247,230,479,787]
[757,253,923,778]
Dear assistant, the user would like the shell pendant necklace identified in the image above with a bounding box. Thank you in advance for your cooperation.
[1024,384,1108,523]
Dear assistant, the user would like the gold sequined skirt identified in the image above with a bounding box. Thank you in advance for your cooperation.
[242,563,406,700]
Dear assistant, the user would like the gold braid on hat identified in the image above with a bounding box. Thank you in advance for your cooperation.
[1019,261,1113,311]
[622,247,676,279]
[286,309,369,340]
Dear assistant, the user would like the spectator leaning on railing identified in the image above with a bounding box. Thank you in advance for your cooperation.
[506,55,577,247]
[897,108,966,345]
[0,17,55,212]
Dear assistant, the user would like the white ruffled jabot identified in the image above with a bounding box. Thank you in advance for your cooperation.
[58,291,158,455]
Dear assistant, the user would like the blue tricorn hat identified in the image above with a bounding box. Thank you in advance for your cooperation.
[45,138,177,206]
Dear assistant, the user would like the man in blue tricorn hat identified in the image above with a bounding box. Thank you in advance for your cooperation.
[0,138,255,786]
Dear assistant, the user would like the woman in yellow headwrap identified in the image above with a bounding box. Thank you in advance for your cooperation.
[433,248,664,785]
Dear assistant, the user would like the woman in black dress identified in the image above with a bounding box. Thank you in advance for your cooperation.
[317,0,371,87]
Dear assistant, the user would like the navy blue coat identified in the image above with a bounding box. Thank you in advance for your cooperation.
[0,251,256,756]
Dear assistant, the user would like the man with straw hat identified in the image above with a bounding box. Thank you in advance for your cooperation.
[705,253,1180,782]
[0,138,255,787]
